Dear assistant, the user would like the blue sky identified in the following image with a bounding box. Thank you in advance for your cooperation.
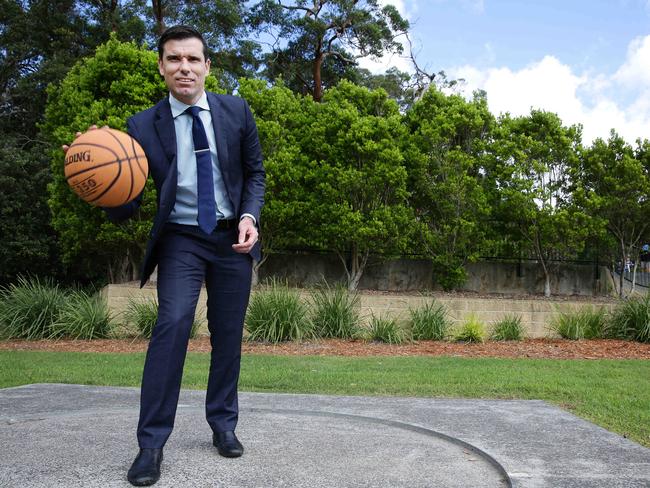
[364,0,650,144]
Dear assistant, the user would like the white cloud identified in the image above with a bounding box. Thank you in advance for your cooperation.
[614,35,650,86]
[356,0,417,75]
[448,35,650,144]
[462,0,484,14]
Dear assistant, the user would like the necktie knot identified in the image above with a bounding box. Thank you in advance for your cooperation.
[186,105,202,118]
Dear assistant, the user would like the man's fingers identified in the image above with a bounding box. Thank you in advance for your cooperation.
[62,126,102,153]
[232,228,257,253]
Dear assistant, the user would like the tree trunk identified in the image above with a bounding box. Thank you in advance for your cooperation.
[151,0,165,36]
[337,245,370,291]
[619,237,626,298]
[252,254,269,287]
[543,273,551,297]
[533,232,551,297]
[312,52,323,102]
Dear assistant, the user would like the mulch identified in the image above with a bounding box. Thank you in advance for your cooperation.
[1,337,649,360]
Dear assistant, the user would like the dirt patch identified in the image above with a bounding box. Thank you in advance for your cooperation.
[1,338,648,360]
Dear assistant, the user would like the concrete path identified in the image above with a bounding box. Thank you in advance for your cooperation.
[0,384,648,487]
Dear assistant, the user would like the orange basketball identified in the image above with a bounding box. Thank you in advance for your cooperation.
[64,128,148,208]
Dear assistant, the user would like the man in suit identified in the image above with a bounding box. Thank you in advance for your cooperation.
[65,25,265,486]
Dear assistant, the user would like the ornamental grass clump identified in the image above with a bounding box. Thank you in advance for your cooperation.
[310,284,360,339]
[550,307,608,340]
[453,315,486,343]
[408,300,449,341]
[0,276,67,339]
[367,315,405,344]
[491,314,525,341]
[245,280,313,343]
[608,294,650,343]
[50,290,113,339]
[124,296,202,339]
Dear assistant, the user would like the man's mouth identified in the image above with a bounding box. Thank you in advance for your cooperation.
[177,78,194,83]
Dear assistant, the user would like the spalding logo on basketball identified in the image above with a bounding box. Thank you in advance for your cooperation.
[64,128,148,208]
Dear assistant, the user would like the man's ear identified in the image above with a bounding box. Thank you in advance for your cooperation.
[158,58,165,77]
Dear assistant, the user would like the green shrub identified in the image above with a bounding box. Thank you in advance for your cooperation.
[50,290,113,339]
[491,314,524,341]
[0,276,67,339]
[408,300,449,340]
[310,284,360,339]
[608,295,650,343]
[550,307,608,340]
[123,296,201,339]
[367,315,405,344]
[245,281,313,343]
[453,315,486,343]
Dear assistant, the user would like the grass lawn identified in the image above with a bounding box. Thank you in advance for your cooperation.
[0,350,648,448]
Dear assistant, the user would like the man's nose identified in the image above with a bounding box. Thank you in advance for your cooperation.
[179,58,190,72]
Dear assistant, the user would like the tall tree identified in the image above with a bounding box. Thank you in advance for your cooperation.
[404,87,494,290]
[301,80,412,288]
[572,132,650,297]
[237,78,313,274]
[251,0,409,101]
[488,111,590,297]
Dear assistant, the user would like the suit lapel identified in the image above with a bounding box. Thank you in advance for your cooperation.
[207,93,230,172]
[154,98,176,165]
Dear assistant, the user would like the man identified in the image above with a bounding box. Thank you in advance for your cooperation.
[66,26,265,486]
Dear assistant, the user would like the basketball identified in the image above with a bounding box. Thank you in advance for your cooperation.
[64,128,148,208]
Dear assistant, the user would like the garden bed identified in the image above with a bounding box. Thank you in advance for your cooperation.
[1,338,649,360]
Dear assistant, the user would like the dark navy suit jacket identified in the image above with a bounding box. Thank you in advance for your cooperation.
[106,92,265,287]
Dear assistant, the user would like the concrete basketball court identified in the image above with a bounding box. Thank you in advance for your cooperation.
[0,384,648,487]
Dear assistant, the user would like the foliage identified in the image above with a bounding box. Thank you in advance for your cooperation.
[367,315,405,344]
[0,276,67,339]
[408,300,449,341]
[490,315,525,341]
[608,295,650,343]
[245,280,313,342]
[453,315,486,343]
[405,88,494,290]
[310,284,361,339]
[123,295,201,339]
[242,79,413,289]
[550,307,608,340]
[305,81,414,288]
[250,0,409,101]
[486,110,592,297]
[50,290,113,339]
[572,133,650,297]
[0,139,61,284]
[238,79,314,260]
[124,296,159,339]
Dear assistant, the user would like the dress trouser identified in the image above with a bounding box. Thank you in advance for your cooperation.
[136,223,252,449]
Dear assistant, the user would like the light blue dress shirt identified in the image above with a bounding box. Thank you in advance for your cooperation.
[167,92,235,226]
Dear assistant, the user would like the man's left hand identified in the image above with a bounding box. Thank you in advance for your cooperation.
[232,216,258,254]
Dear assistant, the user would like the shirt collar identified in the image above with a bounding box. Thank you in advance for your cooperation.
[169,92,210,118]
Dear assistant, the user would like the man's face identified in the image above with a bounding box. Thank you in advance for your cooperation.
[158,37,210,105]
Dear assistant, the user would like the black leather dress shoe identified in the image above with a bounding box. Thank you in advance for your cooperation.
[213,431,244,457]
[127,448,163,486]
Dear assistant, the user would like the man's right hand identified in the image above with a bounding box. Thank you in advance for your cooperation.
[62,125,104,154]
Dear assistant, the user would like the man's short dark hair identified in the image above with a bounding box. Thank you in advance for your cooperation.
[158,25,209,61]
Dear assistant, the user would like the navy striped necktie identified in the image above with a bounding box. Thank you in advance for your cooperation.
[186,106,217,234]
